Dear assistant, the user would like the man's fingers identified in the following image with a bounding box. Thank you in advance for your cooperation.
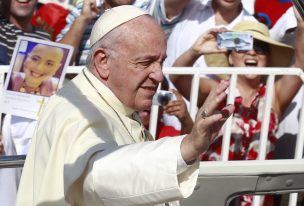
[198,80,229,120]
[216,80,230,93]
[220,104,235,119]
[199,113,223,129]
[199,104,234,127]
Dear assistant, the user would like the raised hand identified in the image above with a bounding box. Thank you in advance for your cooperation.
[163,89,193,134]
[172,27,229,68]
[163,89,191,121]
[82,0,102,21]
[190,27,229,56]
[180,80,234,163]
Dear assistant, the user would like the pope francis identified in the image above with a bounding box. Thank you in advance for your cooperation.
[16,5,234,206]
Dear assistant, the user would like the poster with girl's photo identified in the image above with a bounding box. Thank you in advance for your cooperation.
[0,36,73,120]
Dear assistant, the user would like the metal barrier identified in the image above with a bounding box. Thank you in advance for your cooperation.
[1,66,304,205]
[153,67,304,206]
[180,160,304,206]
[151,67,304,160]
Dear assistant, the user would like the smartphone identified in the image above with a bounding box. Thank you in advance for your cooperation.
[217,31,253,51]
[152,90,176,106]
[293,0,304,19]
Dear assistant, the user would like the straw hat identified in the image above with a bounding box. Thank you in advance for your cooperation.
[204,20,294,67]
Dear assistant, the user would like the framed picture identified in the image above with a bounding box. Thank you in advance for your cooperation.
[0,36,73,120]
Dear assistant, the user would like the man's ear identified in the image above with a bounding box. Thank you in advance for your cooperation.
[93,48,110,79]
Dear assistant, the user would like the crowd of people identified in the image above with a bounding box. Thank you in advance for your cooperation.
[0,0,303,205]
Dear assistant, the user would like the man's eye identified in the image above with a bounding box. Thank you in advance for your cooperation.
[138,61,151,67]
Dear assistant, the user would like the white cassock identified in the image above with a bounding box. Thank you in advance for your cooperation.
[16,68,199,206]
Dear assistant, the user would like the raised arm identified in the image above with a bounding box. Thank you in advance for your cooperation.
[172,28,227,67]
[57,0,101,64]
[274,6,304,119]
[181,80,234,163]
[169,28,227,105]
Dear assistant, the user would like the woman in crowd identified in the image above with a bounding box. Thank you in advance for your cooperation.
[169,9,304,205]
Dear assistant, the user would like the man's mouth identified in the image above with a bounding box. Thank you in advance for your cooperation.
[142,86,157,91]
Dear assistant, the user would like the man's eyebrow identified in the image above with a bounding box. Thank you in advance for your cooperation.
[134,54,167,61]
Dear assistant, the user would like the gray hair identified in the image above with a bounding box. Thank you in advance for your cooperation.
[86,25,126,69]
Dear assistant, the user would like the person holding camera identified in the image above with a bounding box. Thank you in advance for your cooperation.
[164,0,256,72]
[161,89,194,137]
[168,7,304,205]
[139,88,194,139]
[155,77,193,138]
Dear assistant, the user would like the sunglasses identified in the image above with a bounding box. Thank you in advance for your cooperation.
[235,40,270,55]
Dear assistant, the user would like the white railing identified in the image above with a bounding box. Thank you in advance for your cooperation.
[181,159,304,206]
[155,67,304,206]
[153,67,304,160]
[1,65,304,205]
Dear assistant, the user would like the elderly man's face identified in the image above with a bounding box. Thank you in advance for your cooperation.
[106,17,166,111]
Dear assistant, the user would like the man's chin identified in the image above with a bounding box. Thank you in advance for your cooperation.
[138,101,153,111]
[141,105,152,112]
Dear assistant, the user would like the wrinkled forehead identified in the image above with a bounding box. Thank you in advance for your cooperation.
[116,18,166,56]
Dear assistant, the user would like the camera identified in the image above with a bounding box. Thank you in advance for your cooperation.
[217,32,253,51]
[152,90,176,106]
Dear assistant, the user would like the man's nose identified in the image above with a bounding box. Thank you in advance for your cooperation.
[149,63,164,83]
